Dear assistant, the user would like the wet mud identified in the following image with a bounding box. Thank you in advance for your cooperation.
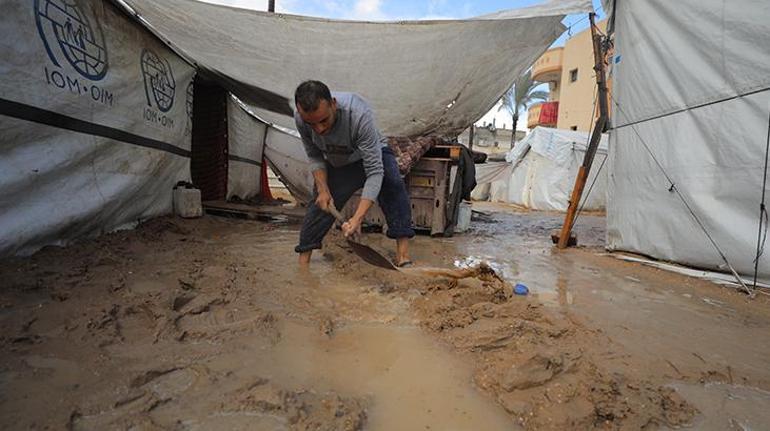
[1,206,770,430]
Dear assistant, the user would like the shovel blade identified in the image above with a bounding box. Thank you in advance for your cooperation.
[346,240,398,271]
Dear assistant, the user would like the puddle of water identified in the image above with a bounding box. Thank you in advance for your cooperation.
[668,382,770,430]
[185,412,288,431]
[236,320,517,431]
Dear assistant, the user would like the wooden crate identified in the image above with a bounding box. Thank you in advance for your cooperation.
[342,157,451,235]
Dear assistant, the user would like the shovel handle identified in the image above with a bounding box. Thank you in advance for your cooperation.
[325,206,361,241]
[325,205,346,224]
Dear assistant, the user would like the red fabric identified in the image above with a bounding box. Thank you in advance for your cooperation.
[260,155,273,201]
[539,101,559,125]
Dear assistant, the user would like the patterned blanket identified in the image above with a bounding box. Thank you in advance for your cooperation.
[386,136,444,175]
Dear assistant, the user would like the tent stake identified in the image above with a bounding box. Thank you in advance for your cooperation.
[557,13,609,249]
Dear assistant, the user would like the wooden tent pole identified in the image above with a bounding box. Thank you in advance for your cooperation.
[557,12,610,249]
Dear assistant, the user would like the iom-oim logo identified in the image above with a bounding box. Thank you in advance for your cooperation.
[35,0,109,81]
[141,49,176,113]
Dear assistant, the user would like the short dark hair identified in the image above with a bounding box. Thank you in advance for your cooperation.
[294,80,332,112]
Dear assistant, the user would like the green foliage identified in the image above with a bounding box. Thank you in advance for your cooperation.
[498,70,548,120]
[497,70,548,143]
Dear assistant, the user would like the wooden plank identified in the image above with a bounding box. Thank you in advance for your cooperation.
[202,200,306,221]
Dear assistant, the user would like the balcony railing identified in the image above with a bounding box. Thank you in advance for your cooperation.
[531,47,563,83]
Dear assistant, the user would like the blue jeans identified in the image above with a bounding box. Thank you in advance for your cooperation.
[295,146,415,253]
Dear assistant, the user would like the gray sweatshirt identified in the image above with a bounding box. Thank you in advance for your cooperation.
[294,92,386,201]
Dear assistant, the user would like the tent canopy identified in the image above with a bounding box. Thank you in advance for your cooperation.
[114,0,592,137]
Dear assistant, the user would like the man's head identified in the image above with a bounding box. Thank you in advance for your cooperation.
[295,80,337,136]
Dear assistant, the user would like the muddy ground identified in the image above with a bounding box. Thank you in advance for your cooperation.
[1,203,770,430]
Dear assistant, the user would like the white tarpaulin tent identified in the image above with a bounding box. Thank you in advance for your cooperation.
[226,96,265,201]
[0,0,195,256]
[603,0,770,282]
[474,127,607,211]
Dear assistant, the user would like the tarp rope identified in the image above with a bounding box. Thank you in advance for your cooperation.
[610,94,758,297]
[754,107,770,288]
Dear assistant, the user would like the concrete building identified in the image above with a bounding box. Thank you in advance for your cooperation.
[457,122,526,158]
[528,20,609,132]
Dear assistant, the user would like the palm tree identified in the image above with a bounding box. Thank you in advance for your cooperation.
[498,71,549,146]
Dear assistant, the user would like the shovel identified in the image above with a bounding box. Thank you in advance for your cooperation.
[324,207,506,282]
[325,206,398,271]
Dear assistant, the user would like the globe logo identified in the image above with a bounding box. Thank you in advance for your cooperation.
[35,0,109,81]
[186,80,194,120]
[141,49,176,113]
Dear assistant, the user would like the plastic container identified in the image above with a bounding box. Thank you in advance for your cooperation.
[455,200,472,233]
[514,283,529,296]
[173,186,202,218]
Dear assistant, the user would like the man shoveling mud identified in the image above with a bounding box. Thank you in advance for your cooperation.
[293,80,415,267]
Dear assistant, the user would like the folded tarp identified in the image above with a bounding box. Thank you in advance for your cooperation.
[113,0,592,137]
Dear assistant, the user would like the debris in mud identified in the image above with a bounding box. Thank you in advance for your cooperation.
[318,316,335,337]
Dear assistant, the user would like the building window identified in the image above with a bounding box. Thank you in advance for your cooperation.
[570,126,578,131]
[569,68,578,82]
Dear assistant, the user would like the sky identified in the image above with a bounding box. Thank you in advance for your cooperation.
[200,0,606,131]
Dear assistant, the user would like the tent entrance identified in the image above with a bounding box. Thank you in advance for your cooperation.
[191,78,228,201]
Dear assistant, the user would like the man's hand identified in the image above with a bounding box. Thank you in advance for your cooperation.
[341,217,362,239]
[316,190,333,212]
[312,169,332,212]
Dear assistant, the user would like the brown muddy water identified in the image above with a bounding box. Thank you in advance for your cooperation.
[2,203,770,430]
[261,321,513,430]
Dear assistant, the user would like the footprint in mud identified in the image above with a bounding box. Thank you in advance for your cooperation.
[224,378,368,431]
[84,305,124,346]
[170,294,280,343]
[139,367,199,400]
[22,355,82,387]
[72,366,207,430]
